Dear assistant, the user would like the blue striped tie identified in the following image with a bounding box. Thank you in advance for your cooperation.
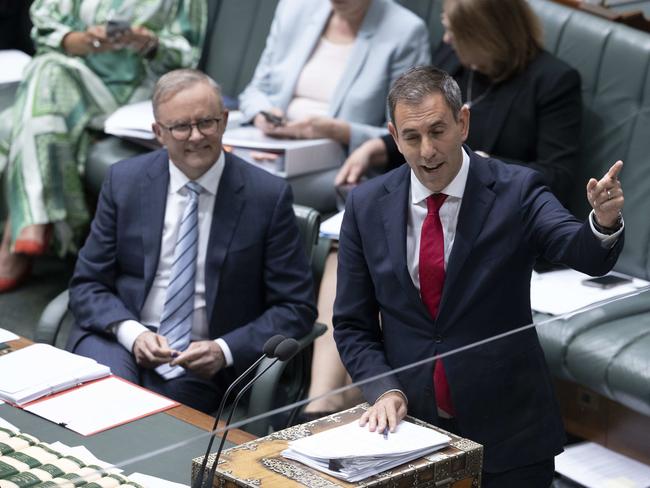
[156,181,202,380]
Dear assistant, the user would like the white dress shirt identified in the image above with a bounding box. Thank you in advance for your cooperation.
[405,148,623,292]
[114,152,234,366]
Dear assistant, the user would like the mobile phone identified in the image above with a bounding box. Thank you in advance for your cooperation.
[260,110,284,127]
[106,19,131,39]
[581,274,633,289]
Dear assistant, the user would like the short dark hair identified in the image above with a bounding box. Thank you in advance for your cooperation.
[387,66,462,124]
[152,69,222,119]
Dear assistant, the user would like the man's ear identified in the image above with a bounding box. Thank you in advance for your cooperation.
[459,105,470,142]
[388,121,402,153]
[152,122,165,146]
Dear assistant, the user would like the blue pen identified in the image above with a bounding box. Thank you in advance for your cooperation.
[382,427,389,440]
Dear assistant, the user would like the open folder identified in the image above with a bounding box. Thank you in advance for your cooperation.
[282,419,450,482]
[0,344,110,405]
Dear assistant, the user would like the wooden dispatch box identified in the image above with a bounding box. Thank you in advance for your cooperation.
[192,405,483,487]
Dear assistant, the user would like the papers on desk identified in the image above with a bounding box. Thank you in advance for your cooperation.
[530,269,650,316]
[104,100,156,140]
[0,50,31,84]
[282,420,450,482]
[555,442,650,487]
[319,210,344,240]
[223,126,345,177]
[0,327,19,343]
[104,101,245,141]
[0,343,110,405]
[24,376,178,436]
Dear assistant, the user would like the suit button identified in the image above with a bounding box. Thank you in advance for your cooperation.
[434,336,442,344]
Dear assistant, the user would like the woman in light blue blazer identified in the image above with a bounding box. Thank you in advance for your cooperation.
[238,0,430,152]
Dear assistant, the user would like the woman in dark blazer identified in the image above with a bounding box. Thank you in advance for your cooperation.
[337,0,582,207]
[305,0,582,421]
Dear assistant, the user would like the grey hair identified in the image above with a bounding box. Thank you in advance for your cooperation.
[387,66,462,124]
[152,69,222,119]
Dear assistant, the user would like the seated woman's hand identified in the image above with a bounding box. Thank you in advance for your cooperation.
[265,116,350,144]
[121,26,159,55]
[63,27,114,56]
[254,108,286,133]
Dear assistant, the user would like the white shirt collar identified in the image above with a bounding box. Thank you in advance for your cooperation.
[168,151,225,195]
[410,147,470,205]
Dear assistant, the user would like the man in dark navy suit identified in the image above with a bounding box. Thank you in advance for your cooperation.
[68,69,316,413]
[333,66,624,487]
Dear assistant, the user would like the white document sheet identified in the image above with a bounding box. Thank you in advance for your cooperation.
[530,269,650,316]
[319,210,344,240]
[128,472,188,488]
[24,376,178,436]
[0,50,32,84]
[555,442,650,488]
[104,101,156,139]
[0,328,19,343]
[0,343,111,405]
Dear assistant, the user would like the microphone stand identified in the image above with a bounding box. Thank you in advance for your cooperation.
[192,335,284,488]
[205,339,299,488]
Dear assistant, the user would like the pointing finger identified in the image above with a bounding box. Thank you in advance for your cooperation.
[605,160,623,181]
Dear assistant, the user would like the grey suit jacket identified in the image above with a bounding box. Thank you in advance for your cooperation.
[238,0,430,150]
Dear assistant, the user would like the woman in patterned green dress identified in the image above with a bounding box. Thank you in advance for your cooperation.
[0,0,206,291]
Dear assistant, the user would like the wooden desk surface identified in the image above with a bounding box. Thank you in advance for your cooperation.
[6,336,256,446]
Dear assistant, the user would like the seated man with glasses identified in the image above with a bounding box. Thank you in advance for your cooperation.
[66,69,317,413]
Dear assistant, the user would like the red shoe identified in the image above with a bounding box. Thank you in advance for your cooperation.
[0,262,32,293]
[14,225,52,256]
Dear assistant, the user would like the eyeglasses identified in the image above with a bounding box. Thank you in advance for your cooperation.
[158,117,222,140]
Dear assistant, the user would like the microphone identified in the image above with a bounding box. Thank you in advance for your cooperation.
[205,338,300,487]
[192,334,285,488]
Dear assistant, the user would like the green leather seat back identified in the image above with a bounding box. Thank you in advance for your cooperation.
[397,0,444,52]
[202,0,280,98]
[529,0,650,280]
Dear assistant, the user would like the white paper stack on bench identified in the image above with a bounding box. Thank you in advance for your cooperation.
[282,420,450,482]
[104,100,156,140]
[0,343,110,405]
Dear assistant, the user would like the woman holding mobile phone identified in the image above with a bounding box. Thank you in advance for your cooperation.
[0,0,207,291]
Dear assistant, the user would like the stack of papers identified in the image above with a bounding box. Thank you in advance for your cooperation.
[0,343,110,405]
[282,420,450,482]
[104,101,245,141]
[531,269,650,316]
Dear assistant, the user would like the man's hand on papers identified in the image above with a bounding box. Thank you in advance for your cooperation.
[132,331,176,368]
[171,340,225,379]
[587,160,624,229]
[359,391,408,434]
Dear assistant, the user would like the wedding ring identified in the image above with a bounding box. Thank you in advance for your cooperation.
[92,39,101,49]
[607,189,612,200]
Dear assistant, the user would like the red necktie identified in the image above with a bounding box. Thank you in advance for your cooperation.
[419,193,455,416]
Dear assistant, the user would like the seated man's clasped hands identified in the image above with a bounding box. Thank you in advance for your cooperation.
[67,70,317,413]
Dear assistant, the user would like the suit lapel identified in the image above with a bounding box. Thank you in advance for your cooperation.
[141,151,170,303]
[329,0,382,117]
[380,166,431,316]
[437,152,496,326]
[205,153,245,324]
